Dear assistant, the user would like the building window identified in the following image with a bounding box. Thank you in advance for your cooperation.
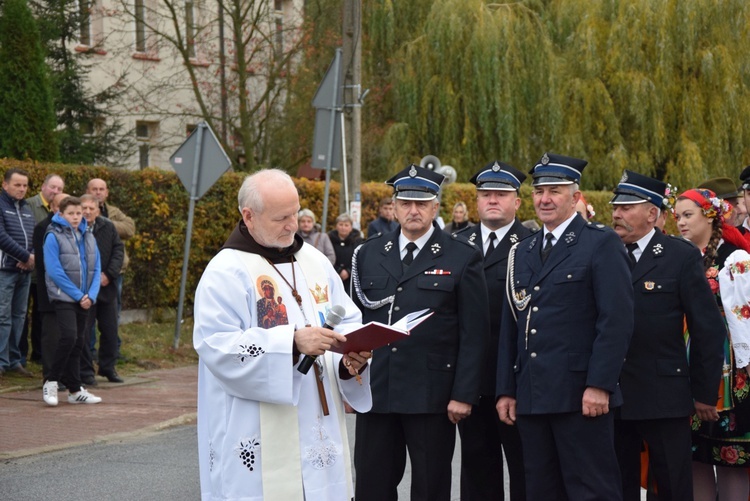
[136,121,158,169]
[274,0,282,12]
[185,0,195,58]
[79,0,91,46]
[135,0,147,52]
[275,17,283,55]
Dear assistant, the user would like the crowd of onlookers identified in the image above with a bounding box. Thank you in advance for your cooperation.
[0,168,134,407]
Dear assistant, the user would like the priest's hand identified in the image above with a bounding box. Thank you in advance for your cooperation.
[342,351,372,376]
[294,326,347,356]
[694,401,719,422]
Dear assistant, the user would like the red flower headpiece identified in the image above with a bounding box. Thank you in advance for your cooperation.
[678,188,750,253]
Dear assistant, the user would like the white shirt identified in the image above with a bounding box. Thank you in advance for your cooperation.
[399,225,436,261]
[543,212,579,248]
[627,228,656,262]
[481,220,514,255]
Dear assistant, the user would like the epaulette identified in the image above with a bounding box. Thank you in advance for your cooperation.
[451,232,479,248]
[667,234,697,248]
[364,231,385,241]
[518,228,541,242]
[584,221,608,232]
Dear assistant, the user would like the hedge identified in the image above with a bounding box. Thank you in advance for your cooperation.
[2,160,672,313]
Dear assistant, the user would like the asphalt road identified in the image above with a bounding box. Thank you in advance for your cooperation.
[0,417,465,500]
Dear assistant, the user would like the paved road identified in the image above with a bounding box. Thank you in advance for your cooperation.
[0,420,465,500]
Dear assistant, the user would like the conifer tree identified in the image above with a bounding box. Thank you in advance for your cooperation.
[0,0,59,161]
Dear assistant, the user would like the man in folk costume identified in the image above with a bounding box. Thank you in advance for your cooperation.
[193,169,372,501]
[351,164,489,501]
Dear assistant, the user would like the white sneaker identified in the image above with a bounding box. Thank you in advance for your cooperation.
[43,381,58,406]
[68,387,102,404]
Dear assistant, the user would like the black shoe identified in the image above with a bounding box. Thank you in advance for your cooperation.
[81,375,98,386]
[98,371,124,383]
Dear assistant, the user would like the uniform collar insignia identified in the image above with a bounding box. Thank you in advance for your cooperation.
[468,232,477,243]
[653,243,663,255]
[510,233,518,243]
[384,240,393,252]
[564,231,576,244]
[431,243,441,254]
[528,236,537,250]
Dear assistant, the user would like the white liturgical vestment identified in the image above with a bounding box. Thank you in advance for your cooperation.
[194,243,371,500]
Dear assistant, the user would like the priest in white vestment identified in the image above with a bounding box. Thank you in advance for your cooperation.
[194,169,372,501]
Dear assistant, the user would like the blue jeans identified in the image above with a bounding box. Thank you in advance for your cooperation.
[0,271,31,370]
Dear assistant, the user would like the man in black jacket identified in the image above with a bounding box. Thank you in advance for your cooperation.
[79,194,125,383]
[611,171,724,500]
[352,164,489,501]
[455,161,531,501]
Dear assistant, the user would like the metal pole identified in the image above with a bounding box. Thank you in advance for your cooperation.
[321,48,342,233]
[173,124,205,348]
[340,111,349,212]
[218,0,228,146]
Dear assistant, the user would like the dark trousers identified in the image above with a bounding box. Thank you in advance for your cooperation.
[40,311,61,381]
[516,411,622,501]
[49,302,91,393]
[20,282,43,363]
[80,299,119,377]
[458,395,526,501]
[355,412,456,501]
[614,417,693,501]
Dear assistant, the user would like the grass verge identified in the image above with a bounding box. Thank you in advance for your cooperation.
[0,319,197,391]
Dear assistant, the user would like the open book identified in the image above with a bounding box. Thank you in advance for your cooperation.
[330,309,434,354]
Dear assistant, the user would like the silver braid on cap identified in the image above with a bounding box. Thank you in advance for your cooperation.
[351,244,395,310]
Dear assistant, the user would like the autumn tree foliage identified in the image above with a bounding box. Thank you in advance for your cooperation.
[351,0,750,188]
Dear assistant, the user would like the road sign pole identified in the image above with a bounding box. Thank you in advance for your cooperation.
[173,124,205,348]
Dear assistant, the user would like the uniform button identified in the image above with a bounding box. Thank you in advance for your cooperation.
[534,286,540,291]
[532,306,538,312]
[433,282,438,287]
[368,281,373,286]
[446,364,451,368]
[530,352,537,358]
[530,329,537,335]
[567,274,573,279]
[394,306,400,312]
[391,347,398,352]
[657,285,662,289]
[676,368,681,373]
[513,365,518,370]
[397,287,403,292]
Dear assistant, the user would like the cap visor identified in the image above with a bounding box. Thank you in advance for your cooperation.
[395,190,437,201]
[476,182,518,191]
[609,193,649,205]
[532,176,575,186]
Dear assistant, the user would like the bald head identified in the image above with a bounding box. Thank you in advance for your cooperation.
[41,174,64,203]
[87,178,108,203]
[51,193,70,213]
[238,169,299,249]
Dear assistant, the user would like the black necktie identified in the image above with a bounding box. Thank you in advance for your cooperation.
[402,242,418,266]
[541,233,554,264]
[485,232,497,259]
[626,243,639,269]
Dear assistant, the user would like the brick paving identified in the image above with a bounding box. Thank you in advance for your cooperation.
[0,365,197,459]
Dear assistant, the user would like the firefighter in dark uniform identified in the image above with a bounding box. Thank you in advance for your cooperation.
[454,161,530,501]
[351,164,489,501]
[496,153,634,501]
[610,170,724,501]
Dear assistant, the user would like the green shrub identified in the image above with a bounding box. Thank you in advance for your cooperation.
[7,160,654,311]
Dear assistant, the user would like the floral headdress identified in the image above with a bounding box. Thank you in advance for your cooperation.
[663,183,678,214]
[678,188,750,253]
[678,188,730,220]
[578,193,596,219]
